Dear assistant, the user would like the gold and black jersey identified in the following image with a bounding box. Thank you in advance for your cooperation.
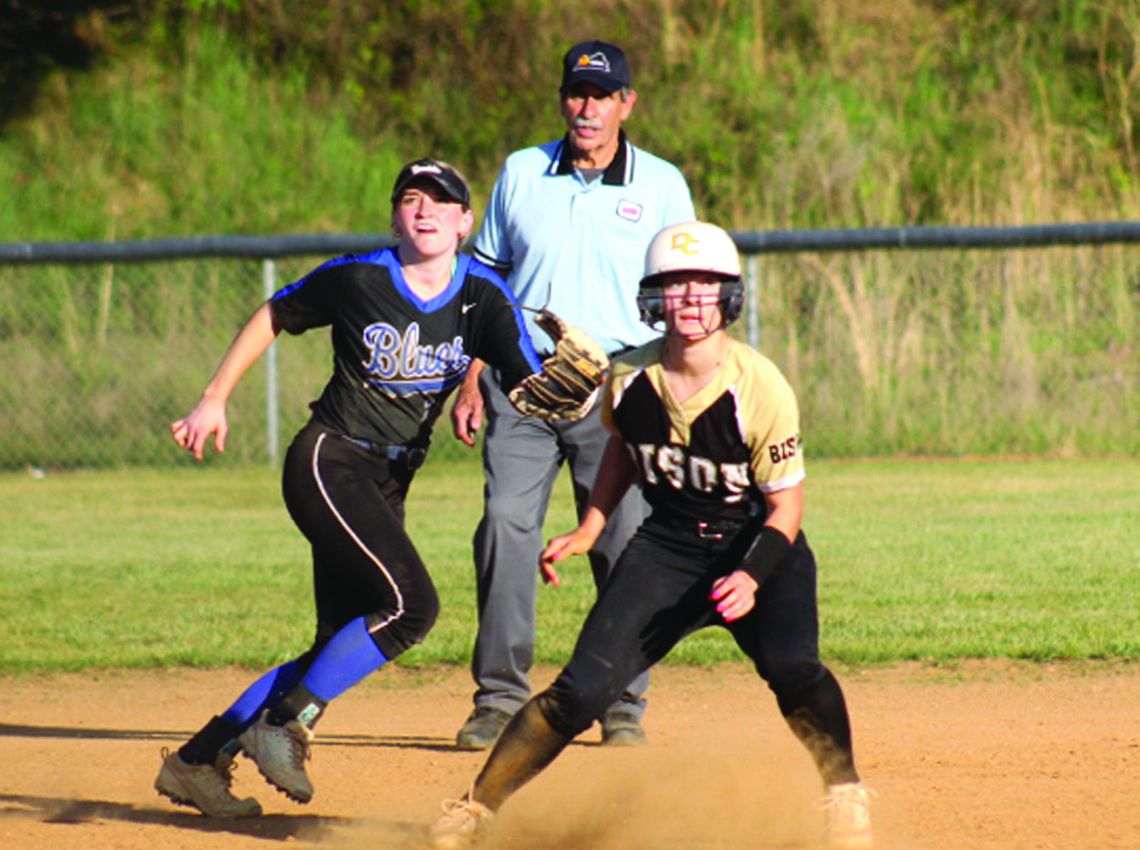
[602,338,805,524]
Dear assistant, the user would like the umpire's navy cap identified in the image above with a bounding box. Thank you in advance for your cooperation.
[390,158,471,207]
[560,40,631,94]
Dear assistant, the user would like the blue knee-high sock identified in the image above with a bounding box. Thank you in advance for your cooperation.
[175,659,305,762]
[300,616,388,702]
[221,658,305,728]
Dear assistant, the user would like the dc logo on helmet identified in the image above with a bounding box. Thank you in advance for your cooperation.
[670,232,701,255]
[637,221,745,331]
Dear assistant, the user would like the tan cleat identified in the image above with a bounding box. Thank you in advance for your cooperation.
[155,748,262,817]
[429,794,494,850]
[821,781,874,849]
[238,710,314,803]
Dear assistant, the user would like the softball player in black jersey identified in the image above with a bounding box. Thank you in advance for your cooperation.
[155,160,544,818]
[431,222,874,850]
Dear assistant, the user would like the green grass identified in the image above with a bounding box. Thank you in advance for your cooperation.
[1,456,1136,674]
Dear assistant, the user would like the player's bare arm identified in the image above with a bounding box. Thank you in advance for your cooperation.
[450,358,486,446]
[171,301,281,461]
[710,482,804,622]
[760,479,804,543]
[540,434,637,586]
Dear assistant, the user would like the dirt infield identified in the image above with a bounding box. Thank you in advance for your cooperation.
[1,662,1136,850]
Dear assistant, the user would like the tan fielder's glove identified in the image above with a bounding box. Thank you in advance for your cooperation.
[508,309,609,422]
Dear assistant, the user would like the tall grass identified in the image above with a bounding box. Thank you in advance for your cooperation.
[0,26,403,241]
[755,245,1137,456]
[2,2,1136,238]
[1,238,1133,470]
[0,3,1136,466]
[0,257,330,468]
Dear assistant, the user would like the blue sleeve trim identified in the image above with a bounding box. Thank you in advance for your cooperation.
[468,258,544,373]
[272,248,388,300]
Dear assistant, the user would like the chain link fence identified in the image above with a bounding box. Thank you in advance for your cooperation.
[1,226,1136,470]
[1,256,324,469]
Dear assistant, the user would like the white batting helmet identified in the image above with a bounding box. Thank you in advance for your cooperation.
[637,221,744,329]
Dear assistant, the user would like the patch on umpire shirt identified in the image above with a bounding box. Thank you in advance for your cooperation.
[617,199,643,222]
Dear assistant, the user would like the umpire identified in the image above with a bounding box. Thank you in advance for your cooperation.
[450,39,695,749]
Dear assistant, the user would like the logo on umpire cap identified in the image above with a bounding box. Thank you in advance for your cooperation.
[575,51,611,73]
[561,40,631,93]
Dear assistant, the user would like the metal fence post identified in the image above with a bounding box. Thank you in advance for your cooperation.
[262,258,279,467]
[745,253,760,349]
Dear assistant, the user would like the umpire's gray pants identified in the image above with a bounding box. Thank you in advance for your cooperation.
[470,370,649,722]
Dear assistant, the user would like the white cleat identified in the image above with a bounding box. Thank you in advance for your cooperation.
[238,710,314,803]
[429,794,494,850]
[155,748,262,817]
[822,781,875,849]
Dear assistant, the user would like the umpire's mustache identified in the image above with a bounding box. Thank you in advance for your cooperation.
[572,118,604,131]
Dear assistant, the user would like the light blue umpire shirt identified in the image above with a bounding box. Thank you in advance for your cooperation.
[472,131,695,355]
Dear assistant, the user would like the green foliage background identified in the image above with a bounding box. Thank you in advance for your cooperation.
[0,1,1136,465]
[2,0,1138,239]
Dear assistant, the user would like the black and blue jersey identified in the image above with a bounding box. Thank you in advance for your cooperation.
[272,247,542,448]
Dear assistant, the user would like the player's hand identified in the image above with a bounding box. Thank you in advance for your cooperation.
[170,396,228,461]
[710,569,760,622]
[451,371,484,446]
[539,529,595,588]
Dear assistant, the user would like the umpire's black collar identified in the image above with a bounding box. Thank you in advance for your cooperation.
[549,130,633,186]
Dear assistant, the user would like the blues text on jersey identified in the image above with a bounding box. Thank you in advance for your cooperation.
[361,321,472,396]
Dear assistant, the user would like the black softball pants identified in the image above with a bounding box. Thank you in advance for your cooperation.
[542,517,830,737]
[281,419,439,662]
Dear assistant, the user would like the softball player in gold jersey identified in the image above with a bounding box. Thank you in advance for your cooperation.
[431,222,874,850]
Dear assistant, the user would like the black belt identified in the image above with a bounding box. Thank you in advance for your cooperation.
[340,435,427,470]
[651,511,752,540]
